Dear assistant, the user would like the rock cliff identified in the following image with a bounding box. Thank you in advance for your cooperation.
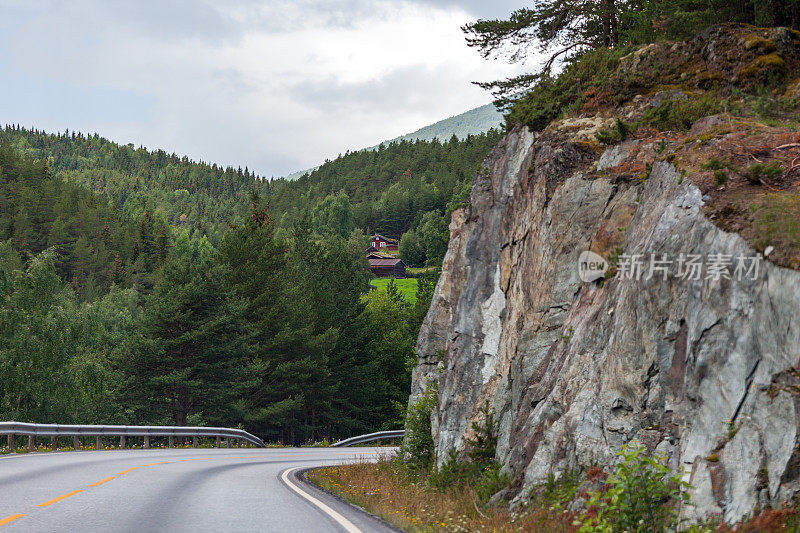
[411,24,800,522]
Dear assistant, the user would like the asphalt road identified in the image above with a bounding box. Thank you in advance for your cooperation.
[0,447,399,532]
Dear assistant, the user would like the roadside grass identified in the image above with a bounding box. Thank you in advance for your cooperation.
[308,455,576,533]
[369,278,419,304]
[1,438,272,454]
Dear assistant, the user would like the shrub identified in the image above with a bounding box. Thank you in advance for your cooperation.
[596,119,632,145]
[533,470,584,511]
[475,461,510,504]
[714,169,727,186]
[400,383,437,471]
[466,400,499,464]
[746,161,782,184]
[641,95,722,131]
[505,46,633,131]
[429,401,509,504]
[578,444,690,533]
[429,448,471,490]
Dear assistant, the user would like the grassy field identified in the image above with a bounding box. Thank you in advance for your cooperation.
[406,266,439,276]
[369,278,418,304]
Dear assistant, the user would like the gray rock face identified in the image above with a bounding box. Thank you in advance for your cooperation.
[411,123,800,523]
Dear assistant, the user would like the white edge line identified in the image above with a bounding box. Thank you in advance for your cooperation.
[281,466,362,533]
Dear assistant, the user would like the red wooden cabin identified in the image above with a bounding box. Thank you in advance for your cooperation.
[370,234,399,252]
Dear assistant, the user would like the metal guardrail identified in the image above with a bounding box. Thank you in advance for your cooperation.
[1,421,265,451]
[332,430,404,447]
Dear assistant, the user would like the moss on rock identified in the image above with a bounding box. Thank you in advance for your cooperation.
[737,53,788,81]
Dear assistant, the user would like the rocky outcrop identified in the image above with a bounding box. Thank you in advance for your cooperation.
[411,27,800,523]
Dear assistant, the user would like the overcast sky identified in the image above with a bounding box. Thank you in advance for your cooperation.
[0,0,530,177]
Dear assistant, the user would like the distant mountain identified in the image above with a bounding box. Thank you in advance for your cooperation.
[279,103,502,181]
[375,103,502,147]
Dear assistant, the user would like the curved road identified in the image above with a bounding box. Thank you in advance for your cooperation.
[0,447,397,532]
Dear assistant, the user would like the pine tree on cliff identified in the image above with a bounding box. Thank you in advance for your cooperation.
[464,0,800,109]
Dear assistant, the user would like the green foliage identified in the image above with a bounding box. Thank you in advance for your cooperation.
[119,231,253,426]
[0,126,260,241]
[503,46,633,131]
[268,132,500,241]
[1,141,420,441]
[0,143,167,299]
[466,401,499,464]
[596,119,632,145]
[401,384,438,471]
[578,444,690,533]
[0,89,475,443]
[746,161,783,183]
[412,270,439,332]
[428,402,508,504]
[216,207,392,443]
[428,449,509,504]
[752,194,800,258]
[417,211,449,266]
[465,0,799,122]
[399,230,426,267]
[641,95,723,131]
[363,281,417,423]
[714,169,727,186]
[311,192,354,238]
[0,247,136,423]
[536,471,583,511]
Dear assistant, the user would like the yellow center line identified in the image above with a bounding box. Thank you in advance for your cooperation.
[88,476,116,487]
[0,514,25,526]
[175,458,212,462]
[37,490,83,507]
[117,467,139,475]
[142,461,169,466]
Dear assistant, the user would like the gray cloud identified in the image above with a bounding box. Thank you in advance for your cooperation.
[0,0,529,177]
[412,0,528,19]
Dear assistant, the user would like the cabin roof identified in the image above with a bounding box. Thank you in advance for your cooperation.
[371,233,399,244]
[367,251,395,259]
[368,257,404,267]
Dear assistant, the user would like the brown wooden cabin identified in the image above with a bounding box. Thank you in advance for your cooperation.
[368,256,406,278]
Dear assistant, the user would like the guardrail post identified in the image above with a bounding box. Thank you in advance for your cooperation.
[120,435,125,449]
[51,436,57,451]
[28,436,34,453]
[216,436,221,448]
[74,436,80,451]
[377,439,382,447]
[144,436,150,449]
[96,436,101,450]
[168,436,174,448]
[193,436,198,448]
[7,433,13,453]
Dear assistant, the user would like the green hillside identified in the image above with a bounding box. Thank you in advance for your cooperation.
[281,103,501,180]
[0,126,261,241]
[268,130,501,266]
